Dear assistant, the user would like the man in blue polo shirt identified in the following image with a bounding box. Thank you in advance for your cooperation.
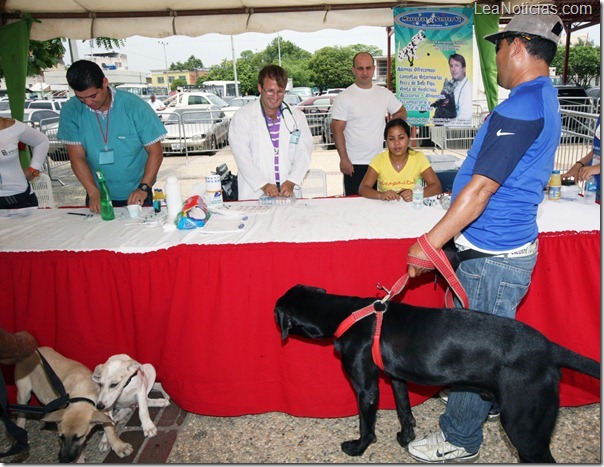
[406,12,564,463]
[58,60,166,212]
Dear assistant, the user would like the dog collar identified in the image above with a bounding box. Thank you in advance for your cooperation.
[123,371,138,389]
[68,397,96,407]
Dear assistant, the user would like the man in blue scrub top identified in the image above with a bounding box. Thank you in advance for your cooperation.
[405,12,564,463]
[58,60,166,213]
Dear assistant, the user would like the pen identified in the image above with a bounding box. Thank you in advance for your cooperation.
[68,212,88,216]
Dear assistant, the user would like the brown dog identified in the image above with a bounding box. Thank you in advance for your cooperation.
[15,347,133,463]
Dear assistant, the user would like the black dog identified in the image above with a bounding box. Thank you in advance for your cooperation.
[274,285,600,463]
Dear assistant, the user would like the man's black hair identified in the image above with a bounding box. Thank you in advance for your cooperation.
[503,35,557,65]
[66,60,105,92]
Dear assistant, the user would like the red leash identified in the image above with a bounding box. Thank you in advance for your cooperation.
[334,234,468,370]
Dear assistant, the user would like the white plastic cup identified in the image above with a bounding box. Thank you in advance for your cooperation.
[126,204,142,218]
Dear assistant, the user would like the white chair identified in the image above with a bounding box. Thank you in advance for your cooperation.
[300,169,327,199]
[31,173,55,208]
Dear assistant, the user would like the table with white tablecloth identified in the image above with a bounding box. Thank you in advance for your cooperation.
[0,197,599,415]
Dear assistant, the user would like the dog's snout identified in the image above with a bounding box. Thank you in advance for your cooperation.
[96,401,105,410]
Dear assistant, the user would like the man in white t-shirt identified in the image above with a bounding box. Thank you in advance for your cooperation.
[331,52,407,196]
[148,94,166,112]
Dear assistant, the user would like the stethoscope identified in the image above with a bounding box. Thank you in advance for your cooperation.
[260,100,300,136]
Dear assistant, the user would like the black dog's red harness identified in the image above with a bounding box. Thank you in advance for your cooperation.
[334,234,469,370]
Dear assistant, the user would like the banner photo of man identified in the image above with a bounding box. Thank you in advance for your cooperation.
[394,7,474,127]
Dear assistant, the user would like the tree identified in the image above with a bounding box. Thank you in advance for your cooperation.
[170,55,204,71]
[551,40,600,88]
[171,78,187,91]
[0,38,65,80]
[89,38,125,50]
[307,44,383,92]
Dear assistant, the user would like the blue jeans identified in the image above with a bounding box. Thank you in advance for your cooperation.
[440,251,538,453]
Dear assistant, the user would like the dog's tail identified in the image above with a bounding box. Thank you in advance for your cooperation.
[554,344,600,379]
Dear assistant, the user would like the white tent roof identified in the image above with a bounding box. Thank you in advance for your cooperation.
[4,0,472,40]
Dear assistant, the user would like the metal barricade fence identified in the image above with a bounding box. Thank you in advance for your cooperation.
[158,108,231,161]
[556,108,597,172]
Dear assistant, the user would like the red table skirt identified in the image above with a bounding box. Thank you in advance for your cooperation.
[1,230,599,416]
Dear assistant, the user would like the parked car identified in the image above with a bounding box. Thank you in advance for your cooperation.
[296,95,336,136]
[324,88,345,95]
[221,95,257,118]
[283,94,302,106]
[0,108,60,131]
[163,91,230,114]
[161,106,229,155]
[27,99,65,112]
[287,87,313,100]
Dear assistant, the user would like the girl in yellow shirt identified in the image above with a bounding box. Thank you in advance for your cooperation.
[359,118,442,201]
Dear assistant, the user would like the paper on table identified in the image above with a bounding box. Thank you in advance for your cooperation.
[199,214,250,233]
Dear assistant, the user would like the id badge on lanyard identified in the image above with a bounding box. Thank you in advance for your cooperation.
[99,148,115,164]
[290,129,300,145]
[96,110,114,164]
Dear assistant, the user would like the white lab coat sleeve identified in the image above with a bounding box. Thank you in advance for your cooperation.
[457,79,473,123]
[284,108,313,186]
[228,103,271,198]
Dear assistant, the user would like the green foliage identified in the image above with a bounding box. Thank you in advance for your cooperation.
[27,39,66,77]
[170,78,187,91]
[307,44,382,91]
[170,55,204,71]
[551,40,600,88]
[89,38,125,50]
[0,38,65,80]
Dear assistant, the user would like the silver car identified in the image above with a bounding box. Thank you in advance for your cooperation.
[161,106,230,156]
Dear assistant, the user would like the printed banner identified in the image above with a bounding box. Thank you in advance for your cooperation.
[394,7,474,127]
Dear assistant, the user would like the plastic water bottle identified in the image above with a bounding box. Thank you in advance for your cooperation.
[548,170,561,201]
[96,170,115,221]
[165,176,183,223]
[584,176,597,204]
[412,177,423,210]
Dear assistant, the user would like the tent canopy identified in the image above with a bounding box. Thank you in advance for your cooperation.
[1,1,480,40]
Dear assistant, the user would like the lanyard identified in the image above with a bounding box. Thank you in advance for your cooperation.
[95,110,110,149]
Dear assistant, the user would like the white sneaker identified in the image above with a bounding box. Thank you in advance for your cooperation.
[407,431,479,463]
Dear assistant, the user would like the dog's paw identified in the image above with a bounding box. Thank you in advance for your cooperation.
[396,428,416,448]
[341,435,376,456]
[98,435,110,452]
[114,441,134,458]
[147,397,170,408]
[142,422,158,438]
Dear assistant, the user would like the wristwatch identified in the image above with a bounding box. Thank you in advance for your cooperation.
[28,167,40,177]
[138,183,152,193]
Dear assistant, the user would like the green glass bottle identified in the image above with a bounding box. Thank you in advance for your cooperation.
[96,170,115,221]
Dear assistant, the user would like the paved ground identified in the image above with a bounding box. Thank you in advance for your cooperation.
[2,148,600,463]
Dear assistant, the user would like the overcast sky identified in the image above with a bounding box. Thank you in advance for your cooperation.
[68,24,600,75]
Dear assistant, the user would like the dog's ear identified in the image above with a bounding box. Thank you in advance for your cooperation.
[127,362,142,373]
[92,364,103,383]
[90,411,113,425]
[42,409,67,424]
[275,306,292,340]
